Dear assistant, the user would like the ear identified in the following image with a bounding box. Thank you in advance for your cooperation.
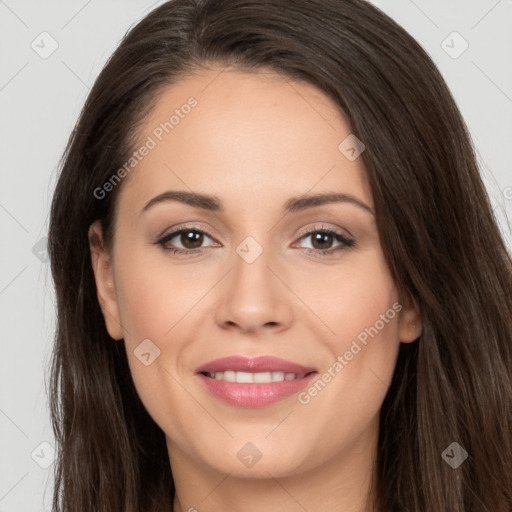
[88,220,123,340]
[398,291,422,343]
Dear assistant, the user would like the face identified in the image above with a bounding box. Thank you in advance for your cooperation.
[89,66,421,480]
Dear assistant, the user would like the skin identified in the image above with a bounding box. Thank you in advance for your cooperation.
[89,66,422,512]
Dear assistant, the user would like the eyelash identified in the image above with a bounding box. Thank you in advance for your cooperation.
[155,224,355,258]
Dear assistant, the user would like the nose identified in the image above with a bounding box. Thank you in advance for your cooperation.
[214,245,294,335]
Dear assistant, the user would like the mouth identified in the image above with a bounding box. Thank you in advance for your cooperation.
[195,354,316,375]
[195,356,318,408]
[200,370,314,383]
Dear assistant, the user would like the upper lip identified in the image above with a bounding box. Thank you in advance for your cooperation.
[195,356,317,375]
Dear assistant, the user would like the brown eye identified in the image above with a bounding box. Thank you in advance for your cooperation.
[295,228,355,256]
[177,230,204,249]
[156,227,217,255]
[310,231,336,250]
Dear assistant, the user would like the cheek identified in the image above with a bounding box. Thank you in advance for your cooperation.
[336,275,399,353]
[295,256,401,458]
[112,247,207,407]
[315,249,401,404]
[116,277,166,344]
[112,255,196,433]
[310,248,399,354]
[113,245,205,343]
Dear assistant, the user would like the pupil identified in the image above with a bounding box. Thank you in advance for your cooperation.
[182,231,203,249]
[313,232,332,250]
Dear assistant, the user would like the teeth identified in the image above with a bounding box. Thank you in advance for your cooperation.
[206,371,307,383]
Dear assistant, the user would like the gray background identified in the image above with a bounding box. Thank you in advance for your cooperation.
[0,1,511,510]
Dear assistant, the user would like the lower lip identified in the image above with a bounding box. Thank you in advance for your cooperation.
[197,373,317,408]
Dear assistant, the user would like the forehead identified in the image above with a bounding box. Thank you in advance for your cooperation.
[116,66,372,219]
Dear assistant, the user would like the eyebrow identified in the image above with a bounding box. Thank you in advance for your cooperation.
[140,190,375,216]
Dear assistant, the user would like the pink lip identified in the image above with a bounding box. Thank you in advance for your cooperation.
[195,356,317,408]
[195,355,316,374]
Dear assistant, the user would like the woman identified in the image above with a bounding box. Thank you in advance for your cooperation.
[47,0,512,510]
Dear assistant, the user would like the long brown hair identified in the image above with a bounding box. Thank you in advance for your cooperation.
[47,0,512,510]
